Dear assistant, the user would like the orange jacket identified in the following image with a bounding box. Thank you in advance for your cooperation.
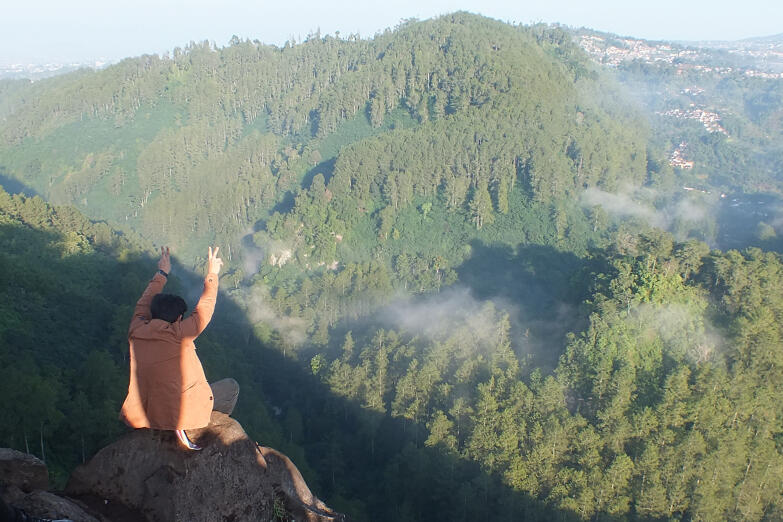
[120,272,218,430]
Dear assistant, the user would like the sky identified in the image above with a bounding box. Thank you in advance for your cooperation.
[2,0,782,65]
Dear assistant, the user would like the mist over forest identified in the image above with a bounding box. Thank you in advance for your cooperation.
[1,12,782,520]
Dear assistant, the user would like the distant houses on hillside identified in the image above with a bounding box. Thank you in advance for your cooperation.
[577,34,783,79]
[670,141,694,169]
[656,108,729,135]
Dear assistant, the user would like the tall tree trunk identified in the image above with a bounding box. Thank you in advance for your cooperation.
[39,423,46,463]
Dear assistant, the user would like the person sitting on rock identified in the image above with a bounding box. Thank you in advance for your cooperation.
[120,246,239,451]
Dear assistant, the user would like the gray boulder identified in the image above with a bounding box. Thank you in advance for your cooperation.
[0,448,99,521]
[0,448,48,493]
[66,412,343,522]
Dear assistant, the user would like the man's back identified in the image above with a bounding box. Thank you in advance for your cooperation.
[120,247,222,431]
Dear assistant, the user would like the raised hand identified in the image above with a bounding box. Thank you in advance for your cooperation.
[158,246,171,274]
[207,246,223,275]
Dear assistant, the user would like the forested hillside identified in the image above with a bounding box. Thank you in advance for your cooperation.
[573,28,783,250]
[0,189,311,490]
[1,12,783,521]
[0,13,646,263]
[3,187,782,520]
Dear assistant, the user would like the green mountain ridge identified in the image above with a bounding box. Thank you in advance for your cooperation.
[0,13,646,264]
[2,12,783,521]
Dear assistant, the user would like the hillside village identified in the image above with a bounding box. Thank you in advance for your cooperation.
[669,141,694,169]
[577,33,783,79]
[655,108,728,135]
[576,31,783,172]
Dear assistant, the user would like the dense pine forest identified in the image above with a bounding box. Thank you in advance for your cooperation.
[1,12,782,520]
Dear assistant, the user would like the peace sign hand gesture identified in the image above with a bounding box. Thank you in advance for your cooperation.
[207,246,223,275]
[158,246,171,274]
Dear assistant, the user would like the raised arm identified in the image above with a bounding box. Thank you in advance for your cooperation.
[129,247,171,331]
[181,246,223,340]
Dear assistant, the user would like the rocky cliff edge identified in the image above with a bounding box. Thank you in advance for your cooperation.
[1,412,344,522]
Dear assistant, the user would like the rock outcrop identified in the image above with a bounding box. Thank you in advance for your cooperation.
[1,413,343,521]
[0,448,99,521]
[66,412,342,521]
[0,448,49,493]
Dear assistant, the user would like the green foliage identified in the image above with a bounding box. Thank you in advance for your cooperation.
[2,13,783,522]
[615,50,783,194]
[296,236,783,520]
[0,189,150,481]
[0,13,646,266]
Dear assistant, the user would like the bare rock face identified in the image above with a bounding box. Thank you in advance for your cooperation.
[0,448,99,521]
[6,489,100,522]
[0,448,48,493]
[65,412,343,522]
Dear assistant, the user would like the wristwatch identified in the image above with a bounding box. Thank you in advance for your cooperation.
[158,269,168,277]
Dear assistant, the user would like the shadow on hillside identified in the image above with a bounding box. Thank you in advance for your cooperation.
[456,240,595,372]
[205,312,598,522]
[302,157,337,189]
[0,169,39,197]
[266,158,337,218]
[1,215,626,521]
[141,255,614,521]
[715,192,783,253]
[267,190,297,217]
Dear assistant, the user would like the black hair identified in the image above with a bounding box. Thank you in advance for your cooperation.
[150,293,187,323]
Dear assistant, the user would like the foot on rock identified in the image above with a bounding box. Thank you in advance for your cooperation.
[175,430,202,451]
